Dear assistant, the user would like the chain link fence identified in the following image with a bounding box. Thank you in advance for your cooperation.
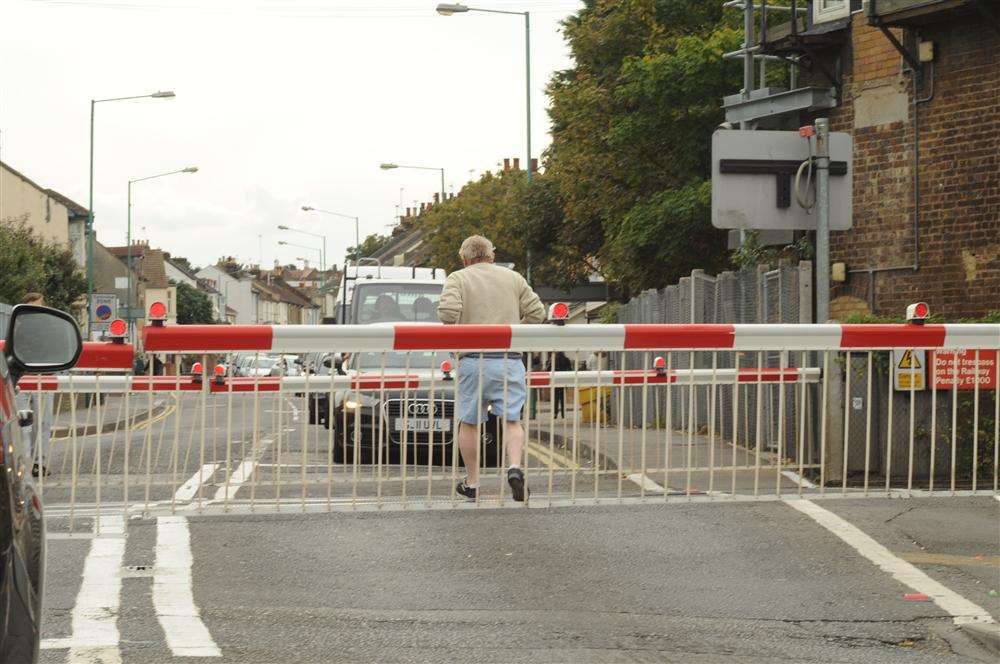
[614,262,815,468]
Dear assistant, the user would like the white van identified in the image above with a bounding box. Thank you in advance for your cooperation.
[334,264,447,324]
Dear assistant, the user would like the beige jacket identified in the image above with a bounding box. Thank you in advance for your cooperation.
[437,262,545,325]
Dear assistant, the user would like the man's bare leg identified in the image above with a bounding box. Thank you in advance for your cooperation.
[458,422,480,486]
[504,420,524,468]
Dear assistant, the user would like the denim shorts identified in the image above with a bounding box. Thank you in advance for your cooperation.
[457,356,526,425]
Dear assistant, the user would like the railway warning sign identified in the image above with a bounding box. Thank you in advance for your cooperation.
[931,350,997,391]
[893,348,926,391]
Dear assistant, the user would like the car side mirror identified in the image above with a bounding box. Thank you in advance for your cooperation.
[4,304,83,385]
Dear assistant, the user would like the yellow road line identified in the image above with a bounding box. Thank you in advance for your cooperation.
[52,403,177,440]
[132,404,176,431]
[524,443,556,468]
[898,551,1000,568]
[526,441,578,470]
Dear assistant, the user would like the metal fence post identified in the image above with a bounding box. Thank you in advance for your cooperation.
[825,354,845,486]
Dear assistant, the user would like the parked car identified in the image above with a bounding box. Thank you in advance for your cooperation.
[271,354,303,377]
[1,304,83,663]
[242,354,279,377]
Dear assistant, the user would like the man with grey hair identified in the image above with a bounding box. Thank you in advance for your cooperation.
[438,235,545,501]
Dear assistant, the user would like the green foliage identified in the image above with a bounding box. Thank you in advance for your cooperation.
[347,233,394,263]
[544,0,741,293]
[599,301,620,324]
[0,216,86,312]
[176,282,214,324]
[843,311,999,324]
[418,170,589,288]
[731,231,814,270]
[604,180,725,290]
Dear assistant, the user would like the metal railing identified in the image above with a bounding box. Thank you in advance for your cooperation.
[18,321,998,532]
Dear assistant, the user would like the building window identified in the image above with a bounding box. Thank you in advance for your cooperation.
[813,0,849,23]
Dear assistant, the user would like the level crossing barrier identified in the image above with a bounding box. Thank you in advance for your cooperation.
[17,321,999,532]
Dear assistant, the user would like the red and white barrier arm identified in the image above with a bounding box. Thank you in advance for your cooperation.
[18,367,820,394]
[143,323,1000,354]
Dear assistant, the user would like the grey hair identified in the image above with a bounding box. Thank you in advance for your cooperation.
[458,235,495,263]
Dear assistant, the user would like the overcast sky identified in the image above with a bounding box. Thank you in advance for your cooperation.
[1,0,581,271]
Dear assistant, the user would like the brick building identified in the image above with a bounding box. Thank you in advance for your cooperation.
[733,0,999,319]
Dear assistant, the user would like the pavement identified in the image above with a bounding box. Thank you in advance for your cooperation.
[33,392,1000,663]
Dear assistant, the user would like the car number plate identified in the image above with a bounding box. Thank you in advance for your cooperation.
[394,418,451,432]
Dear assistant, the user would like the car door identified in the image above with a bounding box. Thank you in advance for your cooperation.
[0,347,45,663]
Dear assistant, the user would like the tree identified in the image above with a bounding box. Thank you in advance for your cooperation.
[176,282,214,324]
[417,170,589,288]
[545,0,742,293]
[0,216,86,312]
[345,233,394,263]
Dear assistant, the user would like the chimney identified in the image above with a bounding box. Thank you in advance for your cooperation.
[530,157,538,173]
[302,259,309,269]
[420,202,426,213]
[513,157,520,171]
[433,192,440,204]
[503,158,511,171]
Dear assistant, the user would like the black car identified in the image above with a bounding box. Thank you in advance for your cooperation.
[308,351,503,467]
[1,304,83,663]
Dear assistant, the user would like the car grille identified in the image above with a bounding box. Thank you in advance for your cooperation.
[383,398,455,445]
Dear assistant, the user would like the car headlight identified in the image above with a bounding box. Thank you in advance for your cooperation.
[342,394,379,411]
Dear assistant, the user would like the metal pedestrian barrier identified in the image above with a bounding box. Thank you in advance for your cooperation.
[18,321,999,530]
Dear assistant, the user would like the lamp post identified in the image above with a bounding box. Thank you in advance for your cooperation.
[87,90,176,338]
[437,3,533,282]
[126,165,197,342]
[379,163,445,202]
[277,224,326,271]
[301,206,360,267]
[278,240,323,263]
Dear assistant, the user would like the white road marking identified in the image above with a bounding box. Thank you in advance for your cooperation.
[627,473,665,494]
[154,516,221,657]
[212,435,277,502]
[285,397,300,422]
[787,499,995,625]
[174,463,220,502]
[62,515,126,663]
[781,470,817,489]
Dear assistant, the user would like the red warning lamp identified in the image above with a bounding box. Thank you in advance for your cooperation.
[108,318,127,343]
[653,355,667,375]
[148,301,167,327]
[548,302,569,326]
[440,359,454,380]
[905,302,929,325]
[214,364,225,376]
[191,361,203,374]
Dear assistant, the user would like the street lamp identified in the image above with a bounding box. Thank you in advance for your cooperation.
[126,166,197,342]
[87,89,176,338]
[277,224,326,270]
[278,240,322,263]
[437,3,534,282]
[379,163,445,202]
[301,206,361,267]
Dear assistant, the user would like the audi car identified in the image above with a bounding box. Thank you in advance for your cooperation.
[1,304,83,663]
[309,349,504,467]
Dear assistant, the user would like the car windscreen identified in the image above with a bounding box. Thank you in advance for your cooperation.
[352,350,441,371]
[353,283,442,324]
